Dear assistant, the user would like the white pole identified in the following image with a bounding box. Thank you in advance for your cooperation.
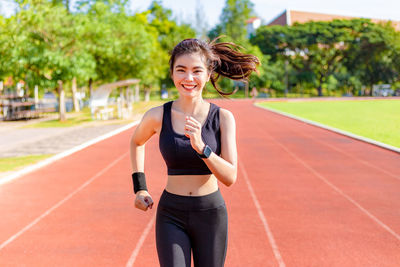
[34,85,39,107]
[135,84,140,102]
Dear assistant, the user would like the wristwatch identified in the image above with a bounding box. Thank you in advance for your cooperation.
[197,144,212,158]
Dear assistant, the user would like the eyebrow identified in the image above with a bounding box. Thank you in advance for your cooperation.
[175,65,205,70]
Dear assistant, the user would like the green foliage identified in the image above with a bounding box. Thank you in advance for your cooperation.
[0,16,12,78]
[79,2,159,85]
[251,19,400,96]
[5,1,399,100]
[146,1,196,89]
[343,21,400,93]
[0,0,196,98]
[6,1,96,91]
[249,54,284,91]
[209,0,254,43]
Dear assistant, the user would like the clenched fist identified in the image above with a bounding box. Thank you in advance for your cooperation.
[135,190,154,211]
[184,115,205,154]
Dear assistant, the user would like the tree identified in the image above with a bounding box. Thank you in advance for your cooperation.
[51,0,71,12]
[249,55,285,93]
[193,0,209,39]
[8,1,96,120]
[209,0,254,44]
[1,0,197,115]
[255,20,355,96]
[145,1,196,90]
[343,21,400,95]
[0,15,12,80]
[252,19,400,97]
[147,1,195,51]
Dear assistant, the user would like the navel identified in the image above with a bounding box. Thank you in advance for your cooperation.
[189,191,192,196]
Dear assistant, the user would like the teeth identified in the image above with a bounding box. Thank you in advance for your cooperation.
[183,85,196,89]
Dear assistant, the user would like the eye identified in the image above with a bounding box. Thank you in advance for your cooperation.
[176,69,185,72]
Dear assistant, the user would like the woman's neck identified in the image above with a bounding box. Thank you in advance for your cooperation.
[175,96,207,116]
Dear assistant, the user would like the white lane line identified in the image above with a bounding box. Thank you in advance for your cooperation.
[267,134,400,242]
[257,103,400,182]
[254,103,400,154]
[254,103,400,185]
[300,131,400,181]
[308,131,400,180]
[125,213,157,267]
[254,103,400,181]
[0,152,128,251]
[0,121,140,186]
[238,158,286,267]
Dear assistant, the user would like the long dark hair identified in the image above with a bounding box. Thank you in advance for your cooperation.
[169,37,260,96]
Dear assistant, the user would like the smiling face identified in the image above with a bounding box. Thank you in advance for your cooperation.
[171,52,210,98]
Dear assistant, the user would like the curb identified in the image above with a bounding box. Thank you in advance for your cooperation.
[0,120,140,186]
[254,103,400,154]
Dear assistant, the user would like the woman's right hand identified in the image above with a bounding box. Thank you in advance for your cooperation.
[135,190,154,211]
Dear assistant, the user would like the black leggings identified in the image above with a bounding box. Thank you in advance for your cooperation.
[156,189,228,267]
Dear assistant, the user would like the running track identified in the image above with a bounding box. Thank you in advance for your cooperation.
[1,99,399,266]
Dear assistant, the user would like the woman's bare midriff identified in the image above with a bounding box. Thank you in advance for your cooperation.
[165,174,219,196]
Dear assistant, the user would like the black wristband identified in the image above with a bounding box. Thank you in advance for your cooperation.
[132,172,148,194]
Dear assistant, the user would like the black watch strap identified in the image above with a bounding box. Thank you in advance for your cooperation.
[197,145,212,158]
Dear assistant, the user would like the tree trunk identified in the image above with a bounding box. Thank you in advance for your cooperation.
[71,77,80,112]
[24,81,30,97]
[284,59,288,97]
[58,80,66,121]
[88,78,93,99]
[244,82,249,98]
[317,85,323,97]
[65,0,70,13]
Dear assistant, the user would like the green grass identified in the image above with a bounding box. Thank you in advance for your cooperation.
[0,154,53,172]
[22,108,93,128]
[256,99,400,148]
[132,100,168,114]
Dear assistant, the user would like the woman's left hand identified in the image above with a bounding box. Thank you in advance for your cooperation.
[184,116,205,154]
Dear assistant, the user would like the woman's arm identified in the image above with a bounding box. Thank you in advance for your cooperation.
[185,108,237,186]
[204,108,237,186]
[129,106,162,211]
[130,106,162,172]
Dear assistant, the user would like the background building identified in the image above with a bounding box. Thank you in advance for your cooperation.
[246,17,261,38]
[267,9,400,31]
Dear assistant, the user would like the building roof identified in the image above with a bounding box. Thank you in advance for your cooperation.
[246,17,261,24]
[267,9,400,31]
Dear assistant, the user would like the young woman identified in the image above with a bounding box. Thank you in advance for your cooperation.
[130,38,259,267]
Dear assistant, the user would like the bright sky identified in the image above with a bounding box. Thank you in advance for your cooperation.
[1,0,400,29]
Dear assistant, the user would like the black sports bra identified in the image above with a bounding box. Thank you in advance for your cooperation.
[159,101,221,175]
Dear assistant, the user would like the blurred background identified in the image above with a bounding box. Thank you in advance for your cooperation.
[0,0,400,122]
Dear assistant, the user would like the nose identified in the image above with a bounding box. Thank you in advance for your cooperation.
[184,72,194,81]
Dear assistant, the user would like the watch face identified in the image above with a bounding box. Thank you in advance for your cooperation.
[203,145,212,158]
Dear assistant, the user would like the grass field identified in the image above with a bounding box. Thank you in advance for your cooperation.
[256,99,400,148]
[0,154,53,172]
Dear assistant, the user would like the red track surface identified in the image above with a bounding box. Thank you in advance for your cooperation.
[1,99,399,266]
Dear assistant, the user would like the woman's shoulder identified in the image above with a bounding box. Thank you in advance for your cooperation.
[218,107,235,122]
[141,103,167,123]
